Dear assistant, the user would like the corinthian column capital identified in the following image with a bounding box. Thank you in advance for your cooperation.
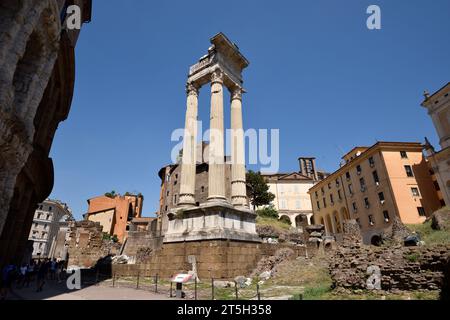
[231,87,244,101]
[186,82,200,97]
[211,69,224,85]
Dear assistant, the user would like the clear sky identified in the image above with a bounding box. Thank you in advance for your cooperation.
[49,0,450,220]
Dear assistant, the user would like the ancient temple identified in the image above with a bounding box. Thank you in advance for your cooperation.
[164,33,260,243]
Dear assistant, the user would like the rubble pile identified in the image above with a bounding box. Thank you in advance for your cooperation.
[330,243,450,292]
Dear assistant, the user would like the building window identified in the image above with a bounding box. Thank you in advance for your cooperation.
[328,183,332,190]
[164,205,168,212]
[48,206,52,212]
[335,179,340,188]
[323,198,327,208]
[315,191,318,199]
[400,151,408,159]
[174,180,178,185]
[321,187,325,195]
[295,200,301,209]
[372,170,380,185]
[356,165,362,175]
[411,187,420,197]
[280,200,287,209]
[348,184,353,195]
[383,210,390,222]
[316,201,320,210]
[417,207,426,217]
[352,202,358,213]
[330,194,334,205]
[345,172,351,181]
[364,198,370,208]
[338,189,342,200]
[405,165,414,177]
[368,215,375,226]
[369,157,375,167]
[201,186,205,193]
[356,218,361,227]
[173,194,177,205]
[166,191,169,196]
[359,177,366,191]
[378,192,385,204]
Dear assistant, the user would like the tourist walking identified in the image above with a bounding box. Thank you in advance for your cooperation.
[36,259,49,292]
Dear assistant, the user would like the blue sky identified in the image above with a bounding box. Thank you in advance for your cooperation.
[49,0,450,219]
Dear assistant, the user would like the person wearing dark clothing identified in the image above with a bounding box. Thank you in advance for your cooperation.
[36,259,50,292]
[1,264,16,300]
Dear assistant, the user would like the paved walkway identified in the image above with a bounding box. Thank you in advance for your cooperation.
[7,281,175,300]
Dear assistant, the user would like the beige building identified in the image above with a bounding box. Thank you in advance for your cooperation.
[261,157,326,228]
[28,199,73,259]
[309,142,442,244]
[422,82,450,207]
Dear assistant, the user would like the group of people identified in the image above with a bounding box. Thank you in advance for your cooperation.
[0,258,67,300]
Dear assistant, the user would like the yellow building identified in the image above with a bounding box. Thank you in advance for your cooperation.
[422,82,450,207]
[308,142,442,244]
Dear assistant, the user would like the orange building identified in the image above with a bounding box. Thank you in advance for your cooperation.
[85,194,143,243]
[308,142,442,244]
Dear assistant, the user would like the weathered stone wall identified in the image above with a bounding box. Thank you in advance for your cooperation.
[67,221,120,268]
[113,241,307,279]
[330,243,450,292]
[122,231,164,257]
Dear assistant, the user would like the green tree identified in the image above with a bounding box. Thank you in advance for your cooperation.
[246,170,275,210]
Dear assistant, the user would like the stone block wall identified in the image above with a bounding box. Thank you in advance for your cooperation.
[330,243,450,292]
[113,240,307,279]
[67,220,120,268]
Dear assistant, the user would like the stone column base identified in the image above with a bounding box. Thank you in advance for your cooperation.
[165,202,261,243]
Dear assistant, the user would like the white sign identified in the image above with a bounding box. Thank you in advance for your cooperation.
[172,273,193,283]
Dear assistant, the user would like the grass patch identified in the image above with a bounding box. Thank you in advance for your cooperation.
[256,216,292,232]
[405,253,421,262]
[407,220,450,246]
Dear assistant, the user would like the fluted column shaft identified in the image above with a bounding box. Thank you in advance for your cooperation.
[208,70,226,202]
[179,83,199,206]
[230,87,248,207]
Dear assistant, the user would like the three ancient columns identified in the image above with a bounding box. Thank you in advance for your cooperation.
[178,68,247,208]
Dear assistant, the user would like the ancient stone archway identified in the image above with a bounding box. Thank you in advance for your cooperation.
[371,234,382,246]
[0,1,61,236]
[326,215,333,235]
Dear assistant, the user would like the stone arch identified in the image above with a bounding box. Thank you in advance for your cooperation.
[0,1,61,236]
[333,211,342,233]
[279,215,292,226]
[371,234,382,246]
[325,214,333,235]
[341,207,350,220]
[295,214,306,228]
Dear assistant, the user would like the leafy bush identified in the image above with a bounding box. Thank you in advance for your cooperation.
[256,205,279,219]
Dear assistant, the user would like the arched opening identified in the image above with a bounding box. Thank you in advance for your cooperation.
[333,211,341,233]
[341,207,350,220]
[12,31,44,117]
[326,215,333,235]
[279,215,292,226]
[371,235,382,246]
[127,204,134,222]
[310,216,315,225]
[295,215,305,228]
